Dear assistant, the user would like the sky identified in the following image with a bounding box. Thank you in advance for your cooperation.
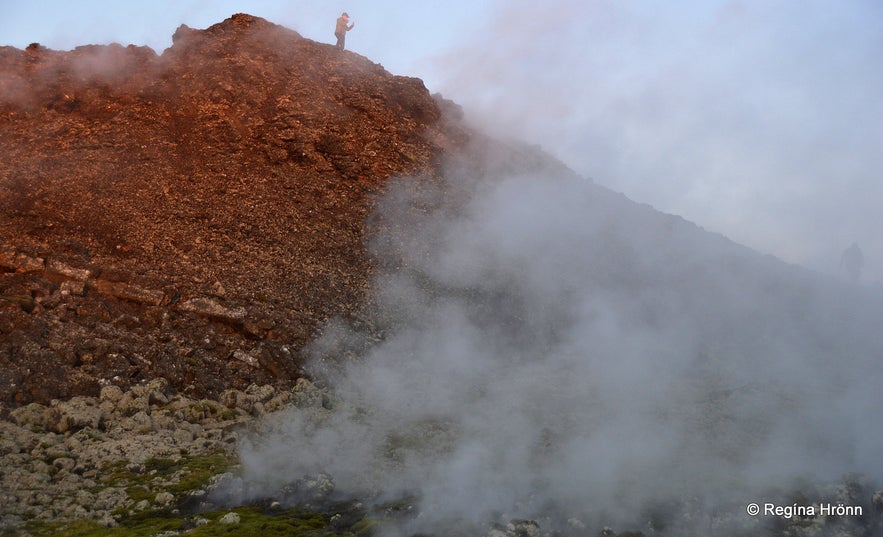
[2,0,881,282]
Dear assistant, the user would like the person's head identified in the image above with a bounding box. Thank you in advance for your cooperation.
[341,12,349,20]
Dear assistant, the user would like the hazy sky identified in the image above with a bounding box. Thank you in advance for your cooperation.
[2,1,881,282]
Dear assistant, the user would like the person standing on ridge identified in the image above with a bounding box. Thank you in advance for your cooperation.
[335,12,354,50]
[840,242,864,283]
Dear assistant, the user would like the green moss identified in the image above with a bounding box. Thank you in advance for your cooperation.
[19,515,179,536]
[181,401,239,421]
[14,504,380,537]
[12,454,387,537]
[97,452,236,511]
[351,517,377,537]
[22,507,358,536]
[123,485,153,505]
[17,520,114,537]
[120,510,181,533]
[105,452,233,486]
[218,408,239,421]
[166,453,234,495]
[185,507,339,537]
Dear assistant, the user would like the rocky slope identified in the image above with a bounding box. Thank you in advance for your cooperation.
[4,12,883,537]
[0,13,582,535]
[0,13,469,406]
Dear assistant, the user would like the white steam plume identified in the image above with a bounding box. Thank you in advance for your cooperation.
[239,140,883,535]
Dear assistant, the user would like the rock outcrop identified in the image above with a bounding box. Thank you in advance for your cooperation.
[0,376,332,531]
[0,13,468,405]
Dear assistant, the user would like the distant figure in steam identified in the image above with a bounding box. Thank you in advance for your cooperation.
[335,12,354,50]
[840,242,864,283]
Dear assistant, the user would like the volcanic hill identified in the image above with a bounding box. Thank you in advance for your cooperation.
[0,13,483,405]
[4,14,883,537]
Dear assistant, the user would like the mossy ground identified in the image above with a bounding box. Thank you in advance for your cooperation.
[4,451,379,537]
[96,452,234,508]
[10,506,375,537]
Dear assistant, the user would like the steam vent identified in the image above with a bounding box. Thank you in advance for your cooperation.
[2,13,883,537]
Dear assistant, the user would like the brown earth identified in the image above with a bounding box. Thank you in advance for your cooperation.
[0,13,473,406]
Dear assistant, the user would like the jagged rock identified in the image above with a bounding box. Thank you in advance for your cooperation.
[231,349,259,368]
[172,428,194,444]
[58,280,87,297]
[99,385,124,404]
[142,377,172,406]
[120,411,153,432]
[220,389,250,412]
[9,402,48,430]
[277,472,336,506]
[155,491,175,506]
[92,280,165,306]
[176,297,247,323]
[245,383,275,402]
[506,519,541,537]
[290,378,329,409]
[219,512,241,525]
[52,457,76,473]
[0,251,44,273]
[0,431,19,456]
[44,397,105,433]
[0,382,290,530]
[115,390,150,417]
[45,259,93,282]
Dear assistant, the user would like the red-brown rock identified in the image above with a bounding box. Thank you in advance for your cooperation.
[0,13,469,406]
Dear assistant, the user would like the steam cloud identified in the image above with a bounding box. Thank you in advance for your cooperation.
[239,142,883,534]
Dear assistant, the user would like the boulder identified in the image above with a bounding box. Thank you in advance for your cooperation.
[43,397,104,434]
